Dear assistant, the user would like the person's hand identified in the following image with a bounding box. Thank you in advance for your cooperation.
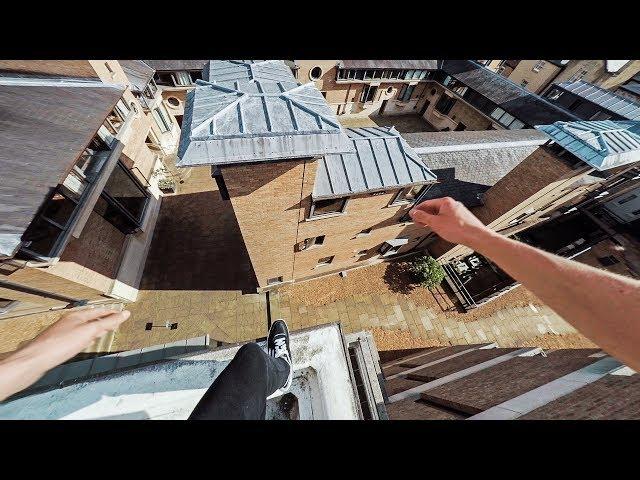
[17,308,131,369]
[409,197,495,250]
[0,308,130,400]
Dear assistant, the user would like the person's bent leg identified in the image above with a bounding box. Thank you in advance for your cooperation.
[188,342,290,420]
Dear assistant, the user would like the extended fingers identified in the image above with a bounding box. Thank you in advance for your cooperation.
[413,197,456,215]
[64,308,122,324]
[84,310,131,338]
[410,209,435,226]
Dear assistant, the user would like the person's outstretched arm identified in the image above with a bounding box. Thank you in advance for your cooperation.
[410,197,640,371]
[0,308,130,401]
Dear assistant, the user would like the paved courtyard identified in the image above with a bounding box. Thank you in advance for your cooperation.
[339,114,437,133]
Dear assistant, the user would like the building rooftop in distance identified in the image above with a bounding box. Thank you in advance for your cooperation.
[142,60,209,72]
[536,120,640,170]
[554,80,640,120]
[0,76,124,259]
[177,60,353,167]
[441,60,579,126]
[404,130,548,207]
[119,60,155,93]
[338,60,439,70]
[313,127,437,200]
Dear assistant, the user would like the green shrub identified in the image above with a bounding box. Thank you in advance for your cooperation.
[410,255,445,289]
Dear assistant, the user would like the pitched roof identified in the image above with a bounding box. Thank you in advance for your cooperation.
[119,60,154,93]
[313,127,436,199]
[555,80,640,120]
[339,60,439,70]
[0,77,124,258]
[404,129,546,207]
[177,60,353,167]
[142,60,208,72]
[536,120,640,170]
[441,60,578,126]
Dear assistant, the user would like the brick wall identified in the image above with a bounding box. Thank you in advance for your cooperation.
[422,83,495,131]
[222,158,435,287]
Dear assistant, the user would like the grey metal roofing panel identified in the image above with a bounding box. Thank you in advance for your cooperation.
[143,60,208,71]
[441,60,578,125]
[177,60,354,166]
[536,120,640,170]
[416,142,541,207]
[556,80,640,120]
[0,77,124,258]
[340,60,439,70]
[313,127,437,199]
[118,60,154,92]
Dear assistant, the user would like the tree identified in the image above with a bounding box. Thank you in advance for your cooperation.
[410,255,445,289]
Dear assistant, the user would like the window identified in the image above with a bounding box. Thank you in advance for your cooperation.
[267,276,284,285]
[355,70,365,80]
[547,89,562,101]
[143,79,158,99]
[94,162,150,234]
[391,185,425,205]
[386,86,393,94]
[173,71,193,86]
[361,85,378,103]
[310,197,348,218]
[21,132,115,259]
[632,209,640,216]
[570,69,589,82]
[153,105,172,133]
[508,119,525,130]
[619,194,638,205]
[155,72,174,86]
[598,255,619,267]
[490,107,506,120]
[167,96,180,107]
[301,235,325,250]
[590,111,612,121]
[399,84,415,102]
[337,69,347,80]
[0,299,19,316]
[434,94,455,116]
[521,79,529,88]
[532,61,546,73]
[404,70,415,80]
[379,242,402,257]
[357,228,372,237]
[104,62,114,74]
[316,256,334,266]
[310,66,323,80]
[355,249,368,256]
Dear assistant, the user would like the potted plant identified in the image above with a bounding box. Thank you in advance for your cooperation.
[409,255,445,289]
[158,178,176,194]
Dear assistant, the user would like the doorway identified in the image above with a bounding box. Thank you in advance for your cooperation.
[379,99,388,115]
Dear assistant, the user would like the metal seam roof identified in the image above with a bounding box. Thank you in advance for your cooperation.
[536,120,640,170]
[177,60,354,166]
[556,80,640,120]
[313,127,437,199]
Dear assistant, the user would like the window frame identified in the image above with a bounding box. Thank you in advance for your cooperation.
[390,185,426,206]
[152,104,173,133]
[302,235,326,250]
[309,197,349,219]
[316,255,335,267]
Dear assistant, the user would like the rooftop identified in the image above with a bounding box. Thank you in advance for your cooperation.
[119,60,155,93]
[313,127,437,200]
[554,81,640,120]
[441,60,579,126]
[536,120,640,171]
[404,130,546,207]
[0,77,124,258]
[338,60,439,70]
[177,60,353,167]
[0,324,377,420]
[142,60,208,72]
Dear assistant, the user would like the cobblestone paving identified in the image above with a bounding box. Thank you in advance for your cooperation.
[271,291,578,349]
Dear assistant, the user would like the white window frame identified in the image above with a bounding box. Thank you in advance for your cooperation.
[152,104,173,133]
[173,71,193,86]
[309,197,348,219]
[316,255,334,267]
[532,60,546,73]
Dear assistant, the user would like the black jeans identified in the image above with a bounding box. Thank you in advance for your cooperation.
[188,343,290,420]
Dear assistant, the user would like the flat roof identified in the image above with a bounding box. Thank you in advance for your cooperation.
[0,77,124,258]
[339,60,439,70]
[441,60,579,126]
[313,127,437,199]
[0,324,362,420]
[536,120,640,170]
[555,80,640,120]
[177,60,353,167]
[403,129,548,152]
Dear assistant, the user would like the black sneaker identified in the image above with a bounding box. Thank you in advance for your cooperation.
[267,319,293,395]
